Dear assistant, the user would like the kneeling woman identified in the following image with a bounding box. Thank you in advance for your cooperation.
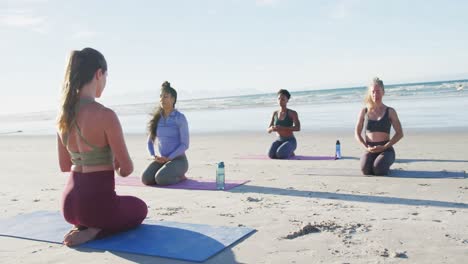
[267,89,301,159]
[58,48,147,247]
[355,77,404,175]
[142,81,189,185]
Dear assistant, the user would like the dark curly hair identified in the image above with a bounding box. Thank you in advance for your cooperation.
[277,89,291,99]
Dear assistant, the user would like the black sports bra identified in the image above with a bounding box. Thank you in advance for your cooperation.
[366,107,392,134]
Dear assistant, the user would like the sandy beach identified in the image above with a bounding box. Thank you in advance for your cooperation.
[0,129,467,263]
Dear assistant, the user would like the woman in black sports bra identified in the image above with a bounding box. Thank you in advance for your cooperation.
[267,89,301,159]
[355,77,404,175]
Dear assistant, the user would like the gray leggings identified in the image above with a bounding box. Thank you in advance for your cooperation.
[141,155,188,186]
[360,141,395,176]
[268,136,297,159]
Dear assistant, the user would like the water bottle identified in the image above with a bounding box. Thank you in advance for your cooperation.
[216,162,225,190]
[335,140,341,159]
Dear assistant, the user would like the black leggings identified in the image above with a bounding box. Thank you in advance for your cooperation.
[360,141,395,176]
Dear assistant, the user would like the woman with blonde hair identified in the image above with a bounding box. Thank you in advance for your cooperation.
[57,48,147,246]
[355,77,404,175]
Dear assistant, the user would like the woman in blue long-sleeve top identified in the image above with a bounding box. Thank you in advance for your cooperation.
[142,81,189,185]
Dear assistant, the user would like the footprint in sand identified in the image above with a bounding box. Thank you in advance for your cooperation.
[246,197,263,202]
[219,213,235,217]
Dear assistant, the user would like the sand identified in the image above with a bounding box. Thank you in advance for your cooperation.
[0,129,467,263]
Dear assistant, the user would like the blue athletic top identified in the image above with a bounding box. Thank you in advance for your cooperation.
[366,107,392,134]
[274,109,293,127]
[147,110,189,160]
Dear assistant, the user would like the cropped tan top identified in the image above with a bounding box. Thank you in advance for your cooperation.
[63,98,113,166]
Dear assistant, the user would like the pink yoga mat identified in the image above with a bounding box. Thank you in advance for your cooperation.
[236,154,336,160]
[115,176,249,191]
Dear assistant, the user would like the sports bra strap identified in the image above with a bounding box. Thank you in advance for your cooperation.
[62,98,114,166]
[73,122,100,150]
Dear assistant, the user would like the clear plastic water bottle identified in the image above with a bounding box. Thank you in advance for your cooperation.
[216,162,225,190]
[335,140,341,159]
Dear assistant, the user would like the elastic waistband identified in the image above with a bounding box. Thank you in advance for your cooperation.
[366,140,389,147]
[172,154,187,161]
[278,136,296,141]
[69,170,115,192]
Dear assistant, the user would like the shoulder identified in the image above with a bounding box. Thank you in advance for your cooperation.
[288,109,298,116]
[387,106,399,119]
[99,106,120,126]
[387,106,397,114]
[357,107,367,119]
[174,110,188,123]
[101,105,118,118]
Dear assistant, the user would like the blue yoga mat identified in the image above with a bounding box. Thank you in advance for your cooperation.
[0,211,255,262]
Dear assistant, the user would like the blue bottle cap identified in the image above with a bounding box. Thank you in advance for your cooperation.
[218,162,224,168]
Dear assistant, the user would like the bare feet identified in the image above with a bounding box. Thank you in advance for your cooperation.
[63,227,100,247]
[63,225,87,240]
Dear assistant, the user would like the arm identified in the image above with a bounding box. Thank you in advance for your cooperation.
[267,111,277,133]
[276,110,301,132]
[354,108,368,149]
[167,113,189,160]
[104,109,133,177]
[384,108,404,150]
[147,135,156,157]
[57,133,72,172]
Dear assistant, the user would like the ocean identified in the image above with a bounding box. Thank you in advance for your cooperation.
[1,79,467,135]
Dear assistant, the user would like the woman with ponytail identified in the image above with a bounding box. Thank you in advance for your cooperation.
[355,77,404,175]
[57,48,147,246]
[142,81,189,186]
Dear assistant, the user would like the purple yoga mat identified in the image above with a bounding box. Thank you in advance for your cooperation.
[115,176,249,191]
[236,154,336,160]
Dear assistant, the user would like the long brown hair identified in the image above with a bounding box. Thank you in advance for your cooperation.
[57,48,107,134]
[148,81,178,141]
[364,77,384,110]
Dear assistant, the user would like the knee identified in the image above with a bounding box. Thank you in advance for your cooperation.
[268,148,277,159]
[154,173,173,186]
[373,165,390,176]
[141,174,156,185]
[276,151,290,159]
[138,200,148,221]
[361,167,374,175]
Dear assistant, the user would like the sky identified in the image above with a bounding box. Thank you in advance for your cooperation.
[1,0,467,114]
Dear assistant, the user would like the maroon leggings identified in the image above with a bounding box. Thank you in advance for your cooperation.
[62,170,147,238]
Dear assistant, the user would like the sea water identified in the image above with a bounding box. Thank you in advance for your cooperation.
[1,79,467,135]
